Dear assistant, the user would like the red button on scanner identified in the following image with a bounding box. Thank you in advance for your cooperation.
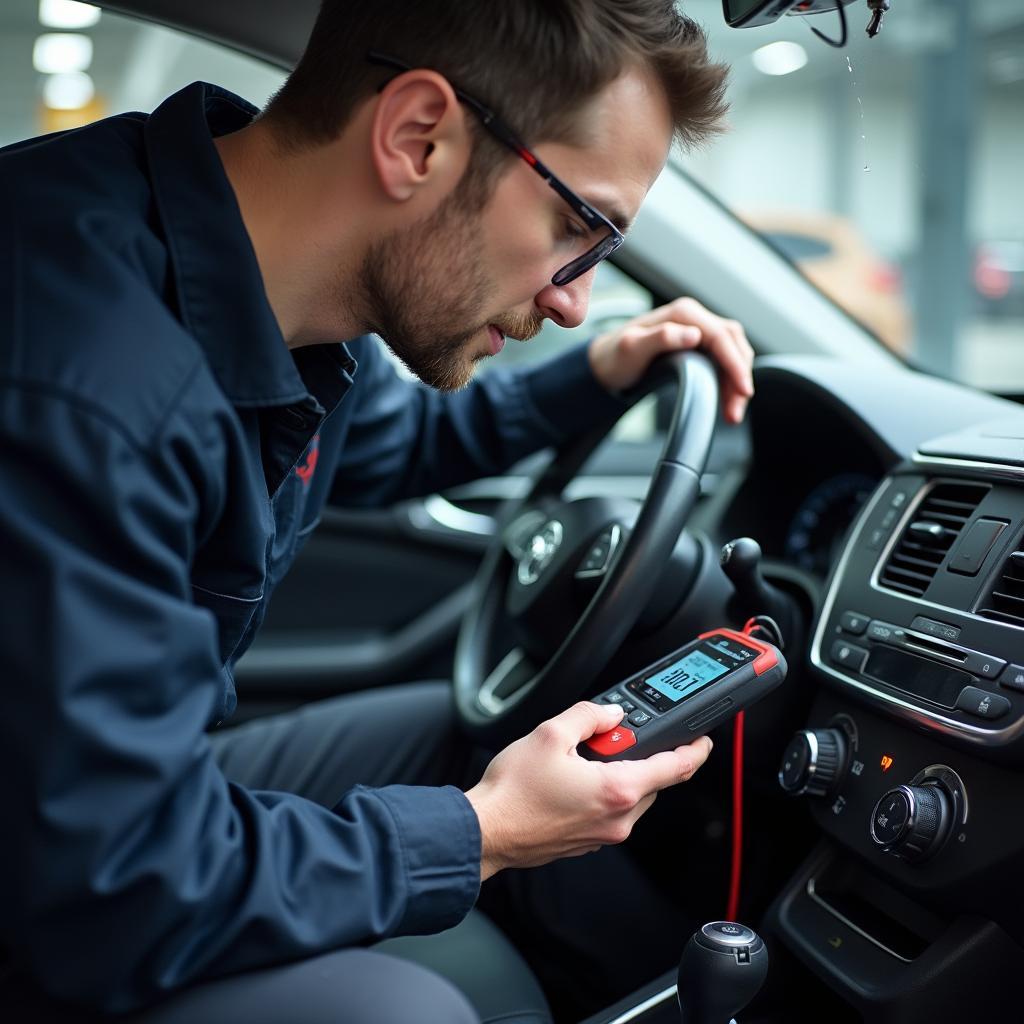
[585,726,637,756]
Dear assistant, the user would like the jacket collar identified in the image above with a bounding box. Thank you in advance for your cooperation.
[143,81,354,412]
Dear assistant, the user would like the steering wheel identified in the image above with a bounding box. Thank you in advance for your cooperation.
[454,350,719,748]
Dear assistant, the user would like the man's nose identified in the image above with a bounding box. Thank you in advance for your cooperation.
[535,269,596,330]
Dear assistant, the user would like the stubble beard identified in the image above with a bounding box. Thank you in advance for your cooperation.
[356,194,544,392]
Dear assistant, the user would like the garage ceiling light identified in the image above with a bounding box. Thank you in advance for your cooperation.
[43,70,96,110]
[39,0,101,29]
[751,41,808,77]
[32,33,93,74]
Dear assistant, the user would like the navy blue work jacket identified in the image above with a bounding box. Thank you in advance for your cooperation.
[0,82,623,1011]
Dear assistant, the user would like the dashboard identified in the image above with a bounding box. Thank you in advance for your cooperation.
[738,356,1024,1021]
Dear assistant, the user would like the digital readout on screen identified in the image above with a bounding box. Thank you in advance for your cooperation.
[645,650,729,704]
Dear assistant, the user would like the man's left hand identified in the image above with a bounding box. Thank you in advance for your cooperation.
[588,297,755,424]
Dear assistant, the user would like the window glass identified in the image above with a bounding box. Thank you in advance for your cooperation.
[679,0,1024,394]
[0,1,284,149]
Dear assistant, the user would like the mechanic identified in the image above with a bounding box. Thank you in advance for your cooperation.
[0,1,750,1021]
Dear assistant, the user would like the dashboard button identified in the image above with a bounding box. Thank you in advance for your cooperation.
[961,650,1006,679]
[866,620,906,644]
[866,527,887,551]
[955,686,1011,720]
[830,640,868,672]
[910,616,961,642]
[999,664,1024,693]
[840,611,869,635]
[948,518,1008,576]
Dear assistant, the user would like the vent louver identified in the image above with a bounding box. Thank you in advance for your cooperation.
[879,482,990,597]
[979,548,1024,629]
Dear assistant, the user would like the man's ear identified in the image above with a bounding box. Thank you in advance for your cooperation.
[370,70,469,203]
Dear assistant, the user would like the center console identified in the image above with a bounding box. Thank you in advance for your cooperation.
[767,433,1024,1020]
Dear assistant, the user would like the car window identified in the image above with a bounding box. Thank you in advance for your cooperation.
[0,3,285,147]
[677,0,1024,396]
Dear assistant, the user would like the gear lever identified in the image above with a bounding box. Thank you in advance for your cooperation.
[677,921,768,1024]
[720,538,794,645]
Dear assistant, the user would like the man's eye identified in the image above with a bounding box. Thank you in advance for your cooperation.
[561,218,588,245]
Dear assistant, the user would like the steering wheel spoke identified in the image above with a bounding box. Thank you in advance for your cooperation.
[477,647,537,716]
[455,351,720,745]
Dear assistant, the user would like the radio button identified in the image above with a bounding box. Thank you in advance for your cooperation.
[830,640,868,672]
[961,650,1006,680]
[867,620,905,644]
[910,616,961,643]
[999,664,1024,693]
[955,687,1011,720]
[840,611,869,635]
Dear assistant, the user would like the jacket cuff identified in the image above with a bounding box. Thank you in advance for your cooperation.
[368,784,482,935]
[519,342,627,445]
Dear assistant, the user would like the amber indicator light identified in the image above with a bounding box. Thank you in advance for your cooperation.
[880,755,894,772]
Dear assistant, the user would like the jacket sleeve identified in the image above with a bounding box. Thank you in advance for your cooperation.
[328,335,627,507]
[0,384,480,1013]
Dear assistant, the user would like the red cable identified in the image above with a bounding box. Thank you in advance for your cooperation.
[726,709,744,921]
[726,618,762,922]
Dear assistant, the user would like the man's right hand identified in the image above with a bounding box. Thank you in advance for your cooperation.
[464,701,713,881]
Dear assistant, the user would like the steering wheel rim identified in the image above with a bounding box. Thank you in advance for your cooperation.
[454,350,719,747]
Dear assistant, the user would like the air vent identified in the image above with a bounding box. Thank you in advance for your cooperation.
[879,482,990,597]
[979,548,1024,629]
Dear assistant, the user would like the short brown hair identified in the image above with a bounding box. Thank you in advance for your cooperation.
[263,0,728,189]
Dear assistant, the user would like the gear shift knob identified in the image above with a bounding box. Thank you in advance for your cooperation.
[677,921,768,1024]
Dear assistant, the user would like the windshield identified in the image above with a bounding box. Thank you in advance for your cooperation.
[678,0,1024,395]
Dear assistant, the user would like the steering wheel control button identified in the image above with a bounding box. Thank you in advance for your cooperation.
[870,784,952,862]
[830,640,868,672]
[999,664,1024,693]
[910,616,961,643]
[839,611,870,635]
[778,728,845,797]
[516,520,563,586]
[575,524,622,580]
[955,686,1011,720]
[585,726,637,756]
[866,620,905,644]
[627,709,652,727]
[948,518,1008,576]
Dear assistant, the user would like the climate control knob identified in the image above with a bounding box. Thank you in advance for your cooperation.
[870,783,952,862]
[778,728,847,797]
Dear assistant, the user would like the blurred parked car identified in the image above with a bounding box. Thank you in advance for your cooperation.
[974,240,1024,319]
[743,210,911,356]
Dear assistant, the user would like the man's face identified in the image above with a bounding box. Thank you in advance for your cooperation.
[361,67,673,391]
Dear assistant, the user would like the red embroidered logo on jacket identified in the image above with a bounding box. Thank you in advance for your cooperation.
[295,434,320,486]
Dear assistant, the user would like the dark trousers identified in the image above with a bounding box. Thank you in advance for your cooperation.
[210,683,685,1021]
[3,683,683,1022]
